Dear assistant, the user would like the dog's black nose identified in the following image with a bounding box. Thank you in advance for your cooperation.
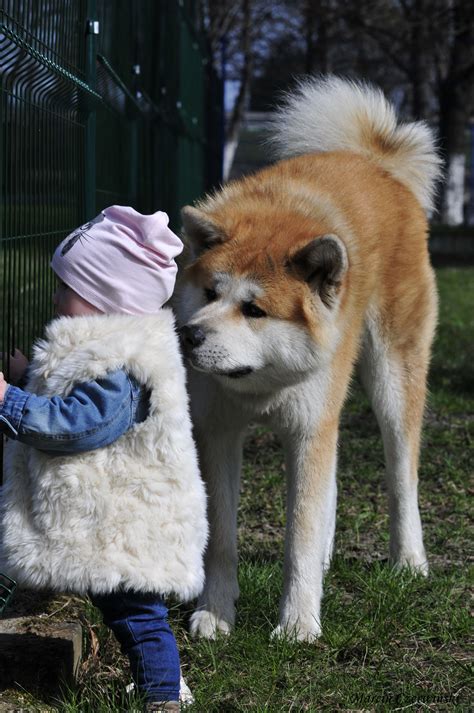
[180,324,206,349]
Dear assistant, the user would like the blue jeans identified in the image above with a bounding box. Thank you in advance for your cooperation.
[90,590,180,703]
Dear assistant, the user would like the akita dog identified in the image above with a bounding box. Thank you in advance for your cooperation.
[177,77,442,642]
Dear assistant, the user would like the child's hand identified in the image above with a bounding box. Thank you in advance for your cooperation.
[0,372,9,403]
[4,349,29,385]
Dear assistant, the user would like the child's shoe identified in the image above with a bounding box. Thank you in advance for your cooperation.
[179,675,194,706]
[141,671,193,711]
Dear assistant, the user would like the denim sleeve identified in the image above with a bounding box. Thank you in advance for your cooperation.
[0,369,146,454]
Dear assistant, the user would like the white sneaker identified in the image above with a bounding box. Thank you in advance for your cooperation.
[127,673,192,710]
[179,674,194,706]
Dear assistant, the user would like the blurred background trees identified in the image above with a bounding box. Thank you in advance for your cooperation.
[198,0,474,225]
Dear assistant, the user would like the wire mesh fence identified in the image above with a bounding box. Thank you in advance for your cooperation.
[0,0,223,477]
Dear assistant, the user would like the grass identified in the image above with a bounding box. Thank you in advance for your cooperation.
[1,267,473,711]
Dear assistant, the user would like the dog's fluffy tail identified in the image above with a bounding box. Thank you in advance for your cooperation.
[269,76,442,212]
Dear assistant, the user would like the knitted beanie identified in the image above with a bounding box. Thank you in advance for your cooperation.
[51,206,183,314]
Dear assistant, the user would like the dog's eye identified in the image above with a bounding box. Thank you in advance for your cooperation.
[242,302,267,318]
[204,288,217,302]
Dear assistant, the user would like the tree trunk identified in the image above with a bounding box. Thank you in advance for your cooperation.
[438,1,474,224]
[438,78,467,225]
[223,77,250,179]
[304,0,316,74]
[304,0,330,75]
[410,0,427,119]
[223,0,252,180]
[442,154,465,225]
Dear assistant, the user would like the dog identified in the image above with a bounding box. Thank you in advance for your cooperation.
[176,76,442,642]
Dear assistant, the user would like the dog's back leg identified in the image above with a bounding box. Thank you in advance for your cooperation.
[359,282,437,574]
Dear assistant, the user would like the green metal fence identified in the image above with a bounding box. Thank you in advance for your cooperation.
[0,0,222,376]
[0,0,222,479]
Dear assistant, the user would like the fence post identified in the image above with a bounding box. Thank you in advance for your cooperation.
[129,63,140,208]
[85,1,98,220]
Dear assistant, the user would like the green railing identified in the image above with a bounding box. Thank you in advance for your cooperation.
[0,0,222,478]
[0,0,222,368]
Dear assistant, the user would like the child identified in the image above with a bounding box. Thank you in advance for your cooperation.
[0,206,208,712]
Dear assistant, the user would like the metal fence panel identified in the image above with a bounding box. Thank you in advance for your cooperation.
[1,0,89,362]
[0,0,223,476]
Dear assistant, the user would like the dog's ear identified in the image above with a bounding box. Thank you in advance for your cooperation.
[287,234,348,308]
[181,206,226,256]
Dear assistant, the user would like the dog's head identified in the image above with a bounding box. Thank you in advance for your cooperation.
[177,202,349,394]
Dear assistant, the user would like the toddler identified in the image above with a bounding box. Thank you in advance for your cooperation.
[0,206,208,712]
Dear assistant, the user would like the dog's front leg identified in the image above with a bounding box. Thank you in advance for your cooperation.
[189,390,247,639]
[274,418,338,642]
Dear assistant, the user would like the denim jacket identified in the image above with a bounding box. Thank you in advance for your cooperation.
[0,369,150,454]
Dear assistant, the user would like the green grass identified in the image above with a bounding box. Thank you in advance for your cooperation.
[2,267,473,711]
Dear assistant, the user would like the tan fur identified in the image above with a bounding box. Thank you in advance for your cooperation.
[192,151,436,362]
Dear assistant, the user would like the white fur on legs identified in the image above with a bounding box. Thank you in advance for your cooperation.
[359,312,429,576]
[272,421,339,642]
[271,616,321,643]
[188,379,247,638]
[386,457,429,576]
[189,610,231,639]
[272,589,323,642]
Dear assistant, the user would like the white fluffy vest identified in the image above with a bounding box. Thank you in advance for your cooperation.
[0,311,208,599]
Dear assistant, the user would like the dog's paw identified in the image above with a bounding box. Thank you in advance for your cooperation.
[189,610,232,639]
[391,552,429,577]
[271,619,321,643]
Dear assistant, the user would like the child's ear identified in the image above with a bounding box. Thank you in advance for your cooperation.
[181,206,227,257]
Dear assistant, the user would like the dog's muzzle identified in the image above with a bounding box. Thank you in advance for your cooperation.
[179,324,254,379]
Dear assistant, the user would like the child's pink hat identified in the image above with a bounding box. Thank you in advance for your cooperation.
[51,206,183,314]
